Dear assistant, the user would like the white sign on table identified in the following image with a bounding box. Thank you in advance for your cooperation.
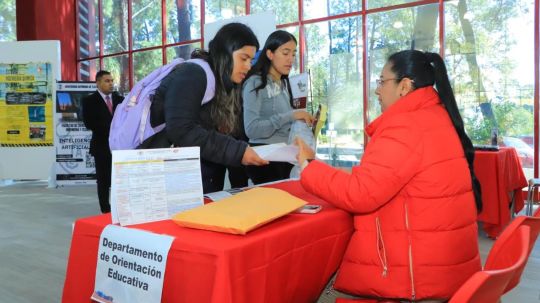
[110,147,203,226]
[91,225,174,303]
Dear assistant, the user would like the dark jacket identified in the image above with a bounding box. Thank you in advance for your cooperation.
[150,62,248,167]
[82,91,123,156]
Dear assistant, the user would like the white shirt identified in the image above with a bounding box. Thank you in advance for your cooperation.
[97,89,112,106]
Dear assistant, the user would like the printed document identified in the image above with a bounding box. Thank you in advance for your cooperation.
[110,147,203,226]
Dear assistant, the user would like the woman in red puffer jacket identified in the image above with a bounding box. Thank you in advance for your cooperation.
[297,50,482,302]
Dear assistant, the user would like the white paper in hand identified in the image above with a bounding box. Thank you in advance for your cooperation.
[253,143,298,163]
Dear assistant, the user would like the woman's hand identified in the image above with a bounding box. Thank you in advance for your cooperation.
[295,137,315,166]
[241,147,269,166]
[293,110,315,126]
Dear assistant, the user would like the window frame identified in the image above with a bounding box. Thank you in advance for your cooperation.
[76,0,540,177]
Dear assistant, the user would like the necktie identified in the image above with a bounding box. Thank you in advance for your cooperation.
[105,95,113,114]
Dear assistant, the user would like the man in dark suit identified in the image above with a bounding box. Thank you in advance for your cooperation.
[82,70,123,213]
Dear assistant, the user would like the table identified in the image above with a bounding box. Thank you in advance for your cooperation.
[62,181,354,303]
[474,147,528,238]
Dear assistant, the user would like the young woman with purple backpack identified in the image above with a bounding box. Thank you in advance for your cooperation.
[146,23,268,193]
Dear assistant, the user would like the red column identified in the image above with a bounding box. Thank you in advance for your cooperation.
[16,0,77,81]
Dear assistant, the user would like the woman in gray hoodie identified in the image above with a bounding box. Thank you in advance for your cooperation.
[242,30,313,184]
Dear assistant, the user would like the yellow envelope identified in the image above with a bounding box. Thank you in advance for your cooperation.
[172,187,307,235]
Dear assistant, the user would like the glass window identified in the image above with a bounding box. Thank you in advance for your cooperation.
[367,0,418,10]
[102,0,129,54]
[74,0,540,177]
[132,0,162,49]
[166,43,201,62]
[133,49,163,84]
[103,54,129,94]
[304,17,364,167]
[167,0,201,44]
[0,0,16,41]
[78,0,99,58]
[445,0,535,176]
[250,0,298,25]
[79,59,100,82]
[366,4,439,121]
[303,0,360,21]
[204,0,245,23]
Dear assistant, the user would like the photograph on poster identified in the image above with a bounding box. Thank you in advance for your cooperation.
[56,91,85,121]
[5,92,47,105]
[28,106,45,122]
[29,125,46,140]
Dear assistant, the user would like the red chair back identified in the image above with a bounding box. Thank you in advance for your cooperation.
[335,299,390,303]
[336,221,535,303]
[335,299,374,303]
[484,215,540,292]
[449,226,530,303]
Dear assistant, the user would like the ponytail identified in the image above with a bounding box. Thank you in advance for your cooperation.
[388,50,482,212]
[424,52,483,213]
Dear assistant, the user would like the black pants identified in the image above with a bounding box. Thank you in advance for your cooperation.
[246,161,294,185]
[201,160,249,193]
[228,166,249,188]
[93,152,112,213]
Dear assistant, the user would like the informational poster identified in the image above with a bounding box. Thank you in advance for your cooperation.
[0,62,53,146]
[92,225,174,303]
[111,147,204,226]
[55,82,96,185]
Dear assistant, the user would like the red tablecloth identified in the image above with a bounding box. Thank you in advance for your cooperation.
[62,181,354,303]
[474,147,527,238]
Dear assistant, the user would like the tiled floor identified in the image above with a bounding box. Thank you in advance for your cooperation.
[0,180,538,302]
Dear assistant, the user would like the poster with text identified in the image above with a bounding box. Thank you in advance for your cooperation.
[0,63,53,146]
[55,82,96,185]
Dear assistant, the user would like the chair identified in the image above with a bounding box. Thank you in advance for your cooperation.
[449,225,530,303]
[525,178,540,216]
[484,215,540,293]
[336,226,531,303]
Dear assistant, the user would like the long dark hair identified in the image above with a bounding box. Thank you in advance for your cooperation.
[245,30,297,108]
[191,23,259,134]
[388,50,483,212]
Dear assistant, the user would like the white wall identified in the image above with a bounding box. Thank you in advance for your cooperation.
[0,40,61,180]
[204,12,276,50]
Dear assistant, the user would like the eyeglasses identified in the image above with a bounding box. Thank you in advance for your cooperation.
[376,78,402,88]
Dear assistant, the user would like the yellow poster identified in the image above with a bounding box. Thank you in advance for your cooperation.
[0,63,53,146]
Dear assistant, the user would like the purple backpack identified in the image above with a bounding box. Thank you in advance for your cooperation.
[109,58,215,150]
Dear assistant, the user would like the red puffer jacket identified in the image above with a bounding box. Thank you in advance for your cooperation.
[300,87,481,301]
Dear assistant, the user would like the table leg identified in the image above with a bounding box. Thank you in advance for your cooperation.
[509,191,515,218]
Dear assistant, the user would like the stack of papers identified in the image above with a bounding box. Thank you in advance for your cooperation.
[204,188,243,202]
[253,143,298,163]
